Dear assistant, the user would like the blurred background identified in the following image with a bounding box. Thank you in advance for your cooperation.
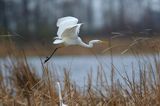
[2,1,160,105]
[0,0,160,41]
[0,0,160,56]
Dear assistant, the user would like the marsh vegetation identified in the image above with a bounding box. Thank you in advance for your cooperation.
[1,37,160,106]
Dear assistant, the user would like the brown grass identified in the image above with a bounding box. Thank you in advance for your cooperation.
[1,37,160,106]
[0,36,160,56]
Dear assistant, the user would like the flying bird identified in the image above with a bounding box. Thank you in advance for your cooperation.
[44,16,105,63]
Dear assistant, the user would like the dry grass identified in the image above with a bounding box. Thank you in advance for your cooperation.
[1,36,160,56]
[1,37,160,106]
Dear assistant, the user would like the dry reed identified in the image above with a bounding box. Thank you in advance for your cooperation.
[1,38,160,106]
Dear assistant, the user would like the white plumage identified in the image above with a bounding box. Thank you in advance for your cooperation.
[57,16,78,27]
[53,16,104,47]
[57,82,67,106]
[56,16,78,38]
[44,16,105,63]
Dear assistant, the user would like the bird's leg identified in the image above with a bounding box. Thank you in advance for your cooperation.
[44,47,61,63]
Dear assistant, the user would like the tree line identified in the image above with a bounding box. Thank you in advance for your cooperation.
[0,0,160,40]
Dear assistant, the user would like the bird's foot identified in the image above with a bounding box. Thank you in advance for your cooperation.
[44,57,49,63]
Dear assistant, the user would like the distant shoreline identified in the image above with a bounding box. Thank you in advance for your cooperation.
[0,36,159,56]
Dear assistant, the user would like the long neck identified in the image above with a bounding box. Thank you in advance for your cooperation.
[57,82,63,106]
[80,40,98,48]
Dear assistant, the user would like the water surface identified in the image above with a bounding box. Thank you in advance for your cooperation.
[0,55,157,86]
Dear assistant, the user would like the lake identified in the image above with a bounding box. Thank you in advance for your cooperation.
[27,55,157,86]
[0,55,157,86]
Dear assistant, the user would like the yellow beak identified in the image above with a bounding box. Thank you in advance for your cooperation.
[100,40,108,44]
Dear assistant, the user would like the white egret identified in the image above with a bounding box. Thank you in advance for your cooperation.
[57,82,67,106]
[44,16,105,63]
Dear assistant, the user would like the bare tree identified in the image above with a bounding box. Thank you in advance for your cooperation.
[0,0,7,33]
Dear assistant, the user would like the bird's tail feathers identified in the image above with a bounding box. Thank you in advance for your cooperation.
[54,36,62,39]
[53,39,64,44]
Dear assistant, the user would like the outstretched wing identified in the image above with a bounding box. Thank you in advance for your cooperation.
[61,24,82,39]
[57,16,78,27]
[57,16,78,38]
[53,39,64,44]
